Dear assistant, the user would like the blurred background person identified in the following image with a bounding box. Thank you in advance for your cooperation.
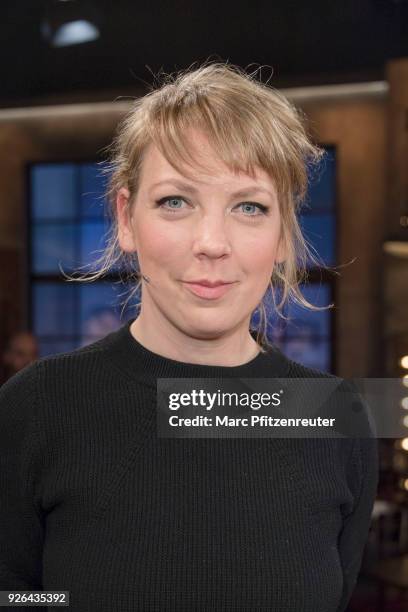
[1,330,39,383]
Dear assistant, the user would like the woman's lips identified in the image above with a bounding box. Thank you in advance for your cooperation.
[182,282,236,300]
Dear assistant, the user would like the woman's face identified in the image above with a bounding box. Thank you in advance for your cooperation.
[117,130,286,340]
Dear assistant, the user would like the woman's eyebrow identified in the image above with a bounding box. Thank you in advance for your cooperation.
[149,179,275,199]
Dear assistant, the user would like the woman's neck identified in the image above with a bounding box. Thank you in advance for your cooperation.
[129,314,262,368]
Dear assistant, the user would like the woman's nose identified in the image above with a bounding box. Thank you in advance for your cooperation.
[191,215,232,258]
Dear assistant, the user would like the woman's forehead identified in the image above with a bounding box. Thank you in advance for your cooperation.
[139,138,276,195]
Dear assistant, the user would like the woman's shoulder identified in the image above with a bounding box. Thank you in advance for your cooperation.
[37,332,113,366]
[278,353,376,440]
[34,330,119,375]
[276,349,338,381]
[0,333,126,446]
[0,331,118,405]
[0,359,38,413]
[0,360,42,439]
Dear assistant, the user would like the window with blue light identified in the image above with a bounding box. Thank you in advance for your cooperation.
[28,148,336,371]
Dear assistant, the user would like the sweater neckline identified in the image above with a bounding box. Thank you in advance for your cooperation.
[103,317,291,382]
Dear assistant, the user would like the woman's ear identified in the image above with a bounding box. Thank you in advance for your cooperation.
[116,187,137,253]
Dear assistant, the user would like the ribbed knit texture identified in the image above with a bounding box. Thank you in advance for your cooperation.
[0,318,378,612]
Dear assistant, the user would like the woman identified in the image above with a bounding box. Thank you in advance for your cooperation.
[0,62,378,611]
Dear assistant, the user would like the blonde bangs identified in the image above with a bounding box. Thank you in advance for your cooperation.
[142,82,301,208]
[143,101,259,184]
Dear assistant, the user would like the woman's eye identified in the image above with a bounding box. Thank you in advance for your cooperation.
[237,202,269,216]
[156,196,186,212]
[155,196,269,217]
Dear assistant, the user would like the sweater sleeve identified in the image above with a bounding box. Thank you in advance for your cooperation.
[335,399,379,612]
[0,362,45,605]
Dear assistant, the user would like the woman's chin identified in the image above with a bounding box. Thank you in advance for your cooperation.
[177,319,241,341]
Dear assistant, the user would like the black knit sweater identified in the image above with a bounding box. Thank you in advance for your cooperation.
[0,318,378,611]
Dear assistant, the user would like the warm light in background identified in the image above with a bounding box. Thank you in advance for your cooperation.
[400,355,408,369]
[402,397,408,410]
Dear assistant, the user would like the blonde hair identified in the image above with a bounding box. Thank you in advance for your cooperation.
[63,60,334,352]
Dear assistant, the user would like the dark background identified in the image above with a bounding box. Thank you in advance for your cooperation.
[2,0,408,107]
